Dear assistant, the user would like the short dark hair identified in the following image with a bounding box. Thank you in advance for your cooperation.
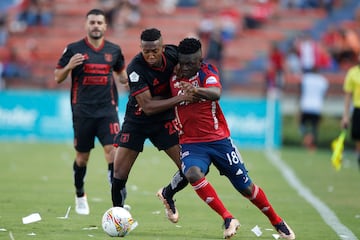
[86,9,106,18]
[178,38,202,54]
[141,28,162,41]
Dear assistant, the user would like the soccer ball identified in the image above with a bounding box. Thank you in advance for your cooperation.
[101,207,134,237]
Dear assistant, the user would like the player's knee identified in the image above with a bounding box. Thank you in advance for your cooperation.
[113,168,125,179]
[75,152,90,166]
[185,167,204,184]
[238,183,254,198]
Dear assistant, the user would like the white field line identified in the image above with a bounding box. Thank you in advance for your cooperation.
[265,149,358,240]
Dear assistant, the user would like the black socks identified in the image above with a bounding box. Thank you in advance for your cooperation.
[73,161,86,197]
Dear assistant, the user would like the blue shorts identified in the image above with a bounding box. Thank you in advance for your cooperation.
[180,137,252,191]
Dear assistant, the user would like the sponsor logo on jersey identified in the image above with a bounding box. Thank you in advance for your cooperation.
[84,64,110,74]
[83,76,107,85]
[129,71,139,82]
[205,76,218,85]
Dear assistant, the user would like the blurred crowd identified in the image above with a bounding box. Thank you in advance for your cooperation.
[0,0,142,89]
[192,0,352,92]
[0,0,359,91]
[264,18,360,92]
[0,0,54,89]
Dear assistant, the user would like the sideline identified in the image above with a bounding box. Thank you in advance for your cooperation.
[265,149,358,240]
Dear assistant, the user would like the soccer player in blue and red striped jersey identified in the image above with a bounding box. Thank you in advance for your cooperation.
[170,37,296,239]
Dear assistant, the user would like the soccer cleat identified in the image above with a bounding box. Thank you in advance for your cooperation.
[223,218,240,239]
[75,195,90,215]
[156,188,179,223]
[273,220,296,239]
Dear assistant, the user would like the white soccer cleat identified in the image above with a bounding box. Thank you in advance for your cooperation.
[273,220,296,239]
[156,188,179,223]
[223,218,240,239]
[75,195,90,215]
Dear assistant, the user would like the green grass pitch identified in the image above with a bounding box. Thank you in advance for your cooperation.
[0,142,359,239]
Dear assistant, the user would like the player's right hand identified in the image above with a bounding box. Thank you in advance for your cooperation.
[68,53,85,69]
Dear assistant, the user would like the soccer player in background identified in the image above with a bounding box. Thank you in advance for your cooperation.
[170,37,296,239]
[299,67,329,150]
[341,54,360,169]
[111,28,195,223]
[54,9,128,215]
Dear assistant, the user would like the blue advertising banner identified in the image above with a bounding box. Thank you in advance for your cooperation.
[0,90,72,141]
[219,96,282,149]
[0,90,281,148]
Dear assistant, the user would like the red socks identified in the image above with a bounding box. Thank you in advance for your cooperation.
[249,184,282,225]
[191,177,232,220]
[191,178,282,225]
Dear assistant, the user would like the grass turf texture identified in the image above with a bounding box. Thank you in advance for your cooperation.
[0,143,359,239]
[282,114,355,149]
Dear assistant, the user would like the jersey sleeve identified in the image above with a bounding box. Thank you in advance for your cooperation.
[127,61,150,97]
[343,67,357,93]
[56,44,74,69]
[113,46,125,73]
[200,63,222,89]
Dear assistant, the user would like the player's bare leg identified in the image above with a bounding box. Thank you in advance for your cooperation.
[156,144,188,223]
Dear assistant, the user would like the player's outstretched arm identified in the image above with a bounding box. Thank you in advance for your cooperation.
[135,90,193,116]
[180,81,221,101]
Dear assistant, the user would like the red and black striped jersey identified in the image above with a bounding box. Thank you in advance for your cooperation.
[56,37,125,118]
[124,44,178,123]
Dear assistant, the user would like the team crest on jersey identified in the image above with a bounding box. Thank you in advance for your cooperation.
[129,71,139,82]
[120,133,130,143]
[104,53,112,62]
[153,78,159,86]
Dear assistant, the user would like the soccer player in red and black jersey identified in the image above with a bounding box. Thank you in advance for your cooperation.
[111,28,195,223]
[170,38,296,239]
[54,9,128,215]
